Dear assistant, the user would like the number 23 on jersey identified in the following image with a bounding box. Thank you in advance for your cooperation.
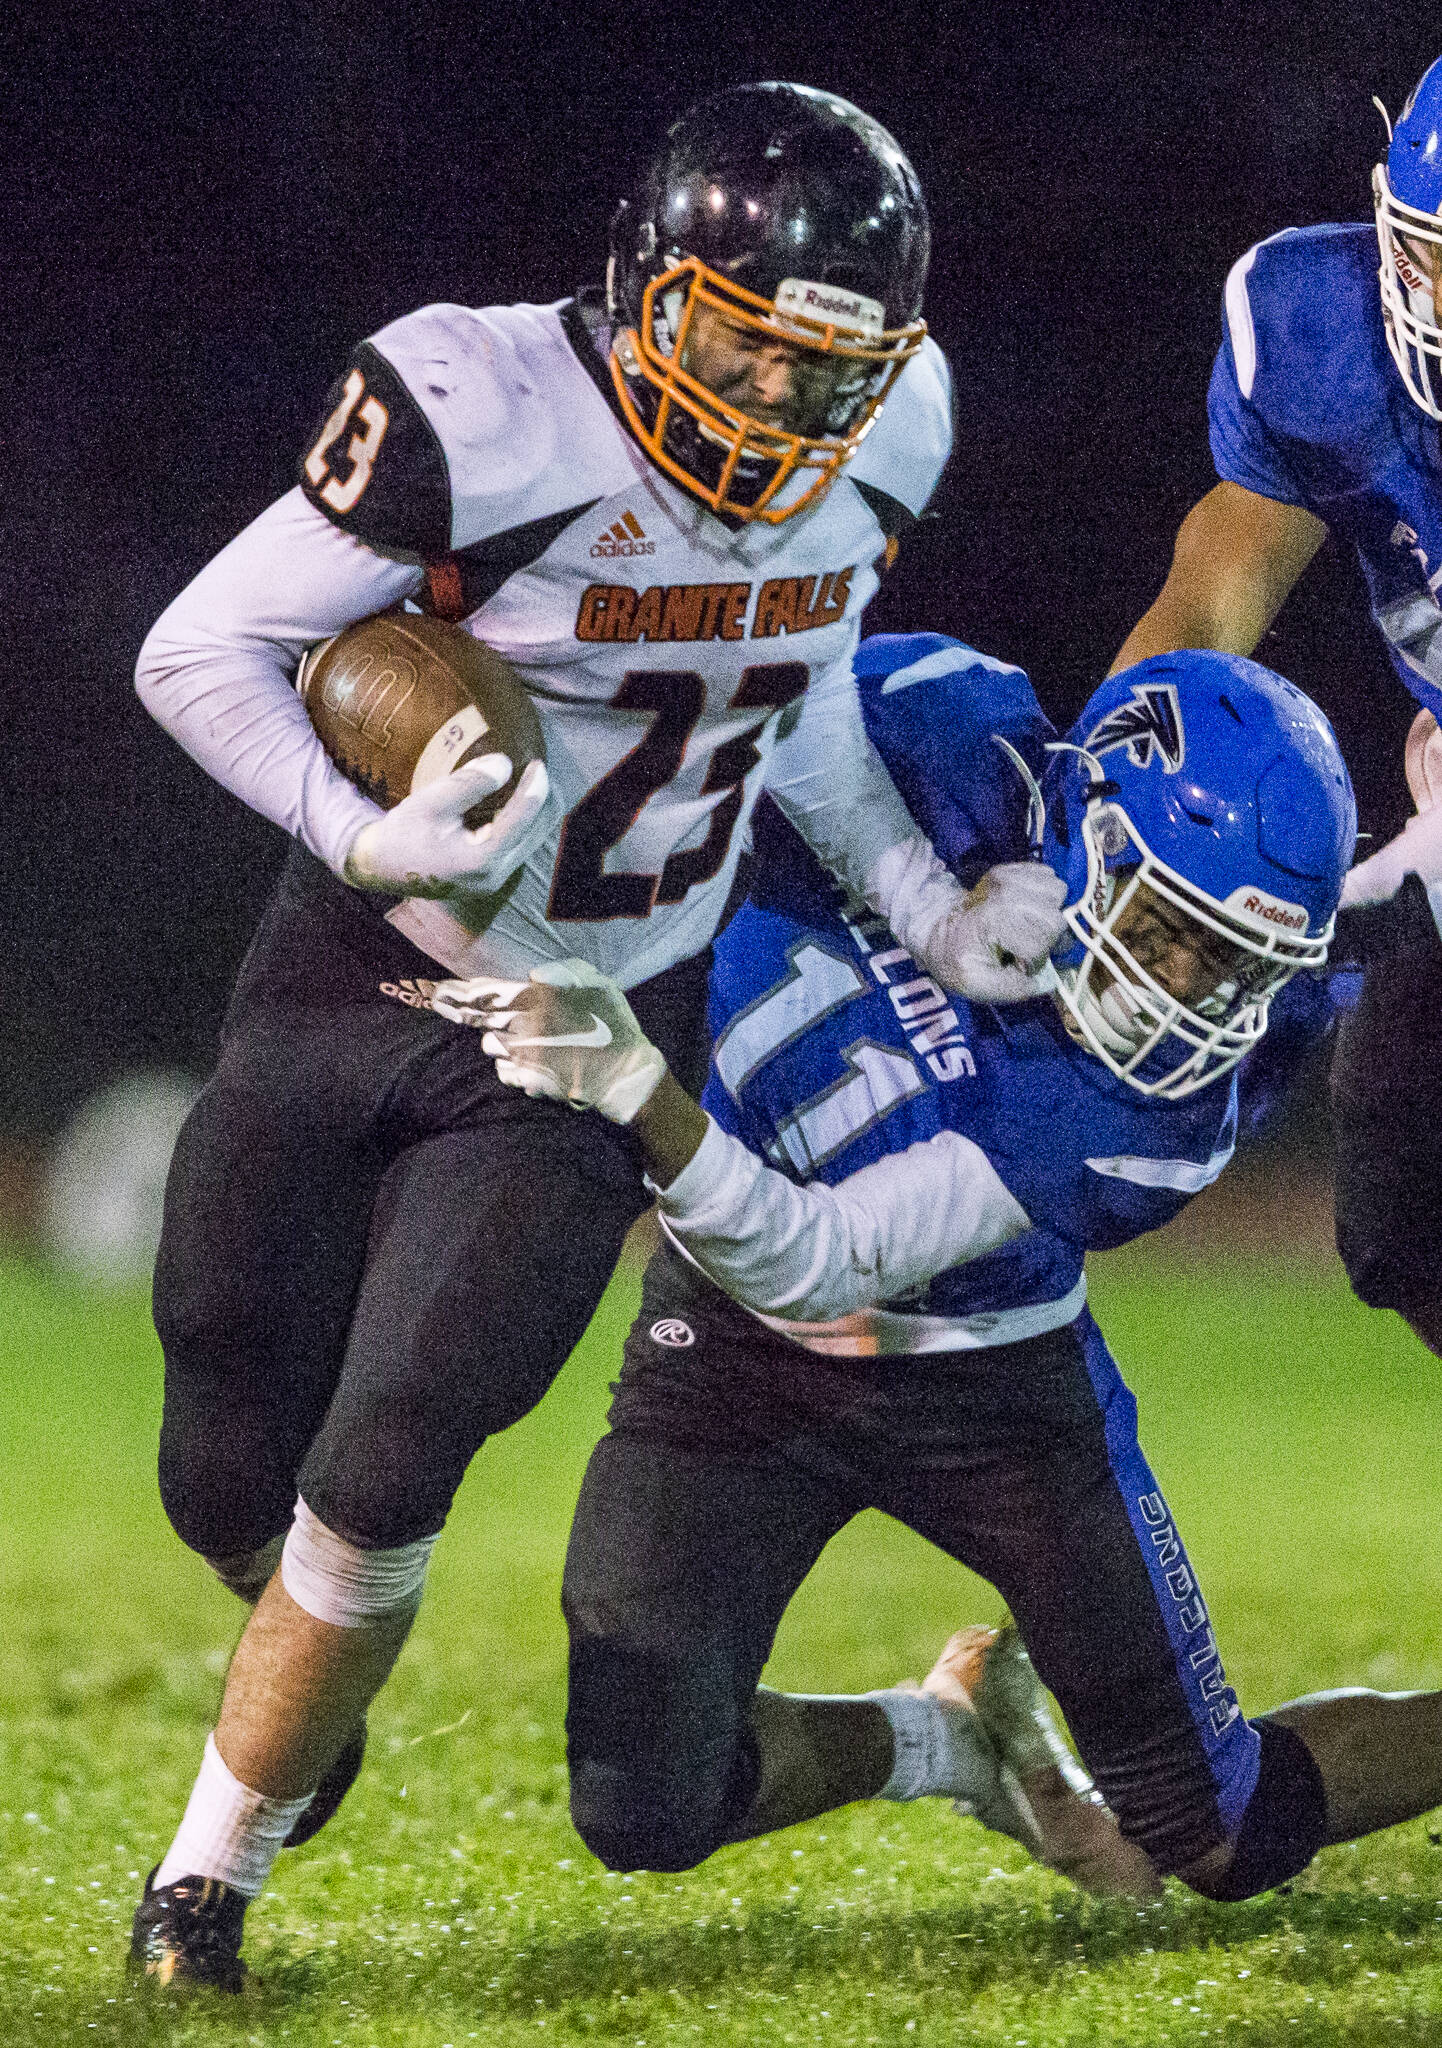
[548,663,808,922]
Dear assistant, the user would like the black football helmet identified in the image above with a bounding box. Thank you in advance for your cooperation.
[606,82,930,523]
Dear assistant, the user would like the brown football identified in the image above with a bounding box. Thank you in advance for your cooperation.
[295,612,544,823]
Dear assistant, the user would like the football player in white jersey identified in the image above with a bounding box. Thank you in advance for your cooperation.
[128,84,1067,1990]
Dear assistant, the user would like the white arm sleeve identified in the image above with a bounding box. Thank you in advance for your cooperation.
[135,488,424,878]
[763,655,972,950]
[653,1117,1031,1322]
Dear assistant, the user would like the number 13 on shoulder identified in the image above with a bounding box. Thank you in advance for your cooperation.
[305,369,390,515]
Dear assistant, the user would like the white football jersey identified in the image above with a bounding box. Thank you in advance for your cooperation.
[138,292,952,988]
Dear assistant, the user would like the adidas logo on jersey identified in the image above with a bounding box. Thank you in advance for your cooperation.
[590,512,656,559]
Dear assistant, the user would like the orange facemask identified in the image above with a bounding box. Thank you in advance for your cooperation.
[609,256,927,524]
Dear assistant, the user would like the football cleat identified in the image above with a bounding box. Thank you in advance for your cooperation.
[930,1624,1163,1899]
[889,1678,1042,1858]
[128,1868,249,1992]
[284,1719,368,1848]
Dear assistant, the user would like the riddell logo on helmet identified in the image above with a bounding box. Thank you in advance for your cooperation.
[1395,246,1431,295]
[591,512,655,559]
[1225,885,1310,933]
[774,278,886,338]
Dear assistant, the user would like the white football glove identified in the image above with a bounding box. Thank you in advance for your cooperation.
[343,754,553,899]
[1340,800,1442,908]
[1405,708,1442,814]
[910,861,1068,1003]
[431,959,668,1124]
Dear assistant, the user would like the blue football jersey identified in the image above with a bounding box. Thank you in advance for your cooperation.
[702,636,1246,1329]
[1208,222,1442,717]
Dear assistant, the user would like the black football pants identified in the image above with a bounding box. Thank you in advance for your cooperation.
[152,848,710,1554]
[1331,938,1442,1326]
[563,1247,1263,1878]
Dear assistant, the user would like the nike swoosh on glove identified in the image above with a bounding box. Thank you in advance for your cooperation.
[431,959,668,1124]
[911,862,1068,1004]
[343,755,553,898]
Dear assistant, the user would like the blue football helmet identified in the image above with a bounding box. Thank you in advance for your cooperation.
[1374,56,1442,418]
[1036,652,1356,1099]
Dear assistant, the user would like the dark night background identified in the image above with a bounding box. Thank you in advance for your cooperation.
[7,2,1438,1137]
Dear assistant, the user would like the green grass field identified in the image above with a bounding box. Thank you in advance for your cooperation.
[4,1236,1442,2046]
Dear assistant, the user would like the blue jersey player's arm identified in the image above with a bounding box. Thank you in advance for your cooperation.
[1112,235,1329,676]
[650,1108,1034,1323]
[735,631,1054,934]
[646,1058,1233,1318]
[854,633,1053,879]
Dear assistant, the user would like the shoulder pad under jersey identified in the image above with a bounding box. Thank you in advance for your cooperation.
[847,334,953,522]
[854,632,1054,876]
[1212,225,1390,475]
[298,300,629,558]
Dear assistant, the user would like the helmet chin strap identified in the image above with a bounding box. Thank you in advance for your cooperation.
[989,732,1114,868]
[992,732,1111,854]
[990,734,1046,851]
[1044,737,1110,789]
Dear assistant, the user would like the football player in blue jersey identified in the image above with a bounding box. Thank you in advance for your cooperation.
[443,634,1442,1904]
[1114,55,1442,1354]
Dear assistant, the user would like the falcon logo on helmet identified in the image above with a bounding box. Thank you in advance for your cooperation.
[1084,683,1185,774]
[606,82,930,524]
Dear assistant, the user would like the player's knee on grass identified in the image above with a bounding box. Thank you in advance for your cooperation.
[569,1759,736,1873]
[1172,1720,1327,1902]
[566,1636,758,1872]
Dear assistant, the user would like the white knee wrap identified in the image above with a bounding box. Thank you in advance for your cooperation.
[280,1497,438,1628]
